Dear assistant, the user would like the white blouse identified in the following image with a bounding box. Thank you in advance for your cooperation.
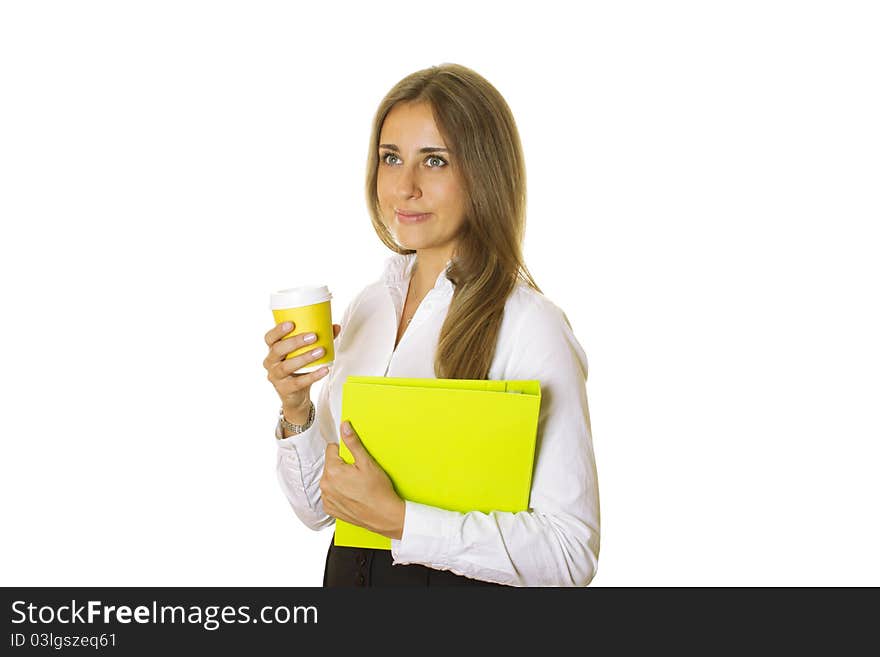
[275,252,600,586]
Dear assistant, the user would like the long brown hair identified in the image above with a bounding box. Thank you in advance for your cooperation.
[365,63,541,380]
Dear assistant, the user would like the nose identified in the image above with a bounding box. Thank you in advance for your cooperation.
[394,163,422,200]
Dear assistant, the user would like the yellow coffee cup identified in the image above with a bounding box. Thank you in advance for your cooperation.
[270,285,335,373]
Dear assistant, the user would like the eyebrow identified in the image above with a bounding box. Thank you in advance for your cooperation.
[379,143,451,154]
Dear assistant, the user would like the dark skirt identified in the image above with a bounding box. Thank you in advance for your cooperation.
[323,535,508,587]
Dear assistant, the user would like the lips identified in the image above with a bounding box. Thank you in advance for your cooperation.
[395,210,432,224]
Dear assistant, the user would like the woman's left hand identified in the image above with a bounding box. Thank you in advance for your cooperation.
[321,421,406,540]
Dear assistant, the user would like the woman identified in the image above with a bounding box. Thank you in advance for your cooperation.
[263,63,599,587]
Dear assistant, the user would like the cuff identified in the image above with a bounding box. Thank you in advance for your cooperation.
[275,417,326,467]
[391,500,458,567]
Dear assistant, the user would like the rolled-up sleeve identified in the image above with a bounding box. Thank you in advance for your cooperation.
[391,299,600,586]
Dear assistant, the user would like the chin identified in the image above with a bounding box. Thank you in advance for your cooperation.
[395,239,428,251]
[391,231,432,251]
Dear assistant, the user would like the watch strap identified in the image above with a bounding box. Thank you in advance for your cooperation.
[277,401,315,436]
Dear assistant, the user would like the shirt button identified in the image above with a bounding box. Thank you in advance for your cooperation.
[357,555,366,567]
[356,573,365,585]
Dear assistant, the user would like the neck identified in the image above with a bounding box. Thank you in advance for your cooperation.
[410,247,453,298]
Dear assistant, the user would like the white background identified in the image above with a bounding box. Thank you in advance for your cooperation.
[1,1,877,586]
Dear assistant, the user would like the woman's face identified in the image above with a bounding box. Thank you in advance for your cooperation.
[377,101,467,255]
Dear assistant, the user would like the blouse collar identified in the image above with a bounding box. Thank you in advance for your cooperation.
[382,252,454,295]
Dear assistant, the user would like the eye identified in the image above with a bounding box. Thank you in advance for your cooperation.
[379,152,448,168]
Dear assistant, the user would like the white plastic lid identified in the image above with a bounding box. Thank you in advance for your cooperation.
[270,285,332,310]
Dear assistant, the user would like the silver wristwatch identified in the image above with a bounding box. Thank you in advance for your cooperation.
[277,401,315,436]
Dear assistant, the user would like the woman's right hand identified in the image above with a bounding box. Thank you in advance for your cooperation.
[263,321,341,419]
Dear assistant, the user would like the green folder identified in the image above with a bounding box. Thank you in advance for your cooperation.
[335,376,542,550]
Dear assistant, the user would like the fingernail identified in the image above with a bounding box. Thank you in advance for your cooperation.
[282,322,292,331]
[342,421,352,435]
[311,347,324,357]
[303,333,317,343]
